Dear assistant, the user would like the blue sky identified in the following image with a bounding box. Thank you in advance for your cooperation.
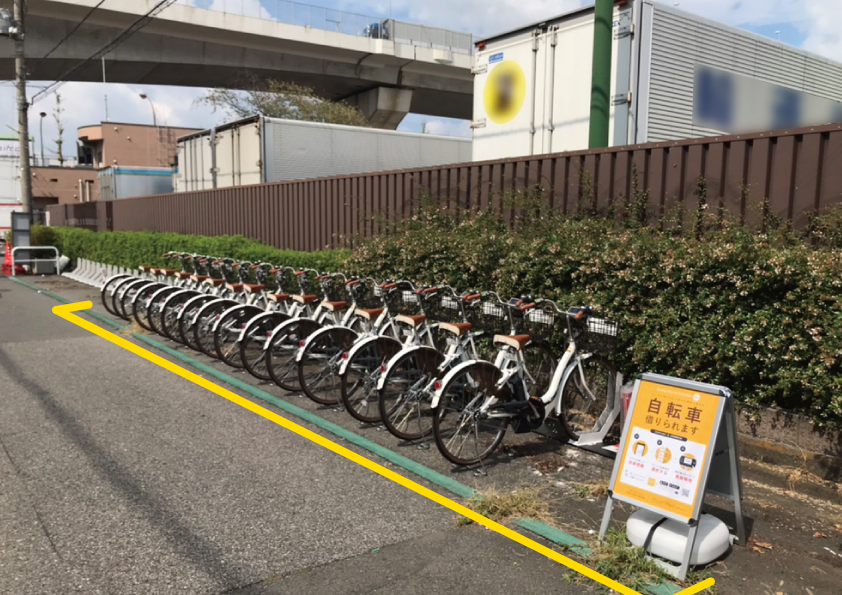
[2,0,840,158]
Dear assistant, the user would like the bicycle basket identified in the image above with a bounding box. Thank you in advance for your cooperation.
[468,298,522,336]
[523,303,558,342]
[322,274,347,302]
[424,292,464,324]
[574,316,620,354]
[351,278,383,310]
[384,283,422,317]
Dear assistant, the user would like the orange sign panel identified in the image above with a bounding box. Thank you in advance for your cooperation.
[612,379,721,521]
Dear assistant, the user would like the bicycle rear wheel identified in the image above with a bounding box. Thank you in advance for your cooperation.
[432,361,509,466]
[340,336,402,424]
[379,346,444,441]
[240,312,290,380]
[298,327,359,405]
[559,355,618,441]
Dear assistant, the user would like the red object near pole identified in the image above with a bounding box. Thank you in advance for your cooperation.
[2,240,12,275]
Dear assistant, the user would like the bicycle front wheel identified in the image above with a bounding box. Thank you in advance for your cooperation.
[298,327,359,405]
[101,275,131,317]
[379,347,444,441]
[432,361,509,466]
[340,336,402,424]
[214,305,263,367]
[240,312,290,380]
[559,355,618,441]
[266,319,322,392]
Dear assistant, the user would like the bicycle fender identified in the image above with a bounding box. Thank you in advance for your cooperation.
[194,298,237,326]
[237,310,276,342]
[177,293,215,320]
[101,273,131,295]
[262,317,302,351]
[144,284,178,306]
[161,288,198,308]
[551,353,596,416]
[295,325,337,363]
[337,334,381,377]
[211,304,252,333]
[430,358,483,409]
[375,344,426,391]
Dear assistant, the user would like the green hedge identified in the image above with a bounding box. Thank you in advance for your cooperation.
[346,200,842,428]
[43,227,350,272]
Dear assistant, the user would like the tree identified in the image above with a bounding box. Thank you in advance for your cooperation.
[196,77,371,127]
[53,93,65,166]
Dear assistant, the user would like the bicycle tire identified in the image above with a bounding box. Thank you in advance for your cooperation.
[194,299,239,358]
[298,327,359,405]
[214,305,263,367]
[148,286,181,337]
[161,290,200,343]
[379,346,445,441]
[432,361,510,466]
[179,294,217,350]
[266,318,323,392]
[118,279,155,321]
[559,355,618,441]
[100,274,132,317]
[340,336,402,424]
[239,311,291,380]
[131,282,166,331]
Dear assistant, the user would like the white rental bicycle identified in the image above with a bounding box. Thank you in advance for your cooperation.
[431,298,620,467]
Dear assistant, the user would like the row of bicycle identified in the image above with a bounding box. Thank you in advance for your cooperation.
[99,251,621,468]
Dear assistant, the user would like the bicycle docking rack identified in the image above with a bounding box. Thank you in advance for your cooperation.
[64,258,134,288]
[535,372,625,460]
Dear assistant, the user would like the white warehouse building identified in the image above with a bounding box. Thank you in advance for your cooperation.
[471,0,842,161]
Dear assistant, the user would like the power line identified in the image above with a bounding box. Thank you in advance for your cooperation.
[42,0,108,59]
[32,0,177,103]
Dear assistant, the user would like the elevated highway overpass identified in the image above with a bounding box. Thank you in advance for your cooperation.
[1,0,474,127]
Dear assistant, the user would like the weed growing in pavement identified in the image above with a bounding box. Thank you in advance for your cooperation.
[571,481,609,500]
[456,487,550,527]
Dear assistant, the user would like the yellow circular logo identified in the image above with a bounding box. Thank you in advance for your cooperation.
[483,60,527,125]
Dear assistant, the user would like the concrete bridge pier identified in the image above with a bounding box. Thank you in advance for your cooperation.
[350,87,414,130]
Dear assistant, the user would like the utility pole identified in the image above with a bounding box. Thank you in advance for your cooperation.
[588,0,613,149]
[13,0,33,219]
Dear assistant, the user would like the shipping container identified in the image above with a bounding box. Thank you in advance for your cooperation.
[471,0,842,161]
[98,166,174,201]
[174,116,473,192]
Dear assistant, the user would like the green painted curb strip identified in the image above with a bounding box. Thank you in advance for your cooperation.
[5,275,124,330]
[512,518,591,556]
[6,275,686,595]
[132,332,478,500]
[642,582,682,595]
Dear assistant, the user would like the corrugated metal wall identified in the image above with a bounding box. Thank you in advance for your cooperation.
[48,124,842,251]
[645,3,842,142]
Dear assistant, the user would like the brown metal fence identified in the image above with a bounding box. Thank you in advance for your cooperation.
[48,124,842,251]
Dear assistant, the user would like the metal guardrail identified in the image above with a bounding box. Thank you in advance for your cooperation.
[11,246,59,276]
[172,0,472,54]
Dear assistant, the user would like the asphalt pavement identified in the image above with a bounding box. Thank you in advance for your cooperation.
[0,277,589,595]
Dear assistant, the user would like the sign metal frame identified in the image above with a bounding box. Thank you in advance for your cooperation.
[598,373,745,580]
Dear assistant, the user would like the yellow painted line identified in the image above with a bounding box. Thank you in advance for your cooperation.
[53,301,713,595]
